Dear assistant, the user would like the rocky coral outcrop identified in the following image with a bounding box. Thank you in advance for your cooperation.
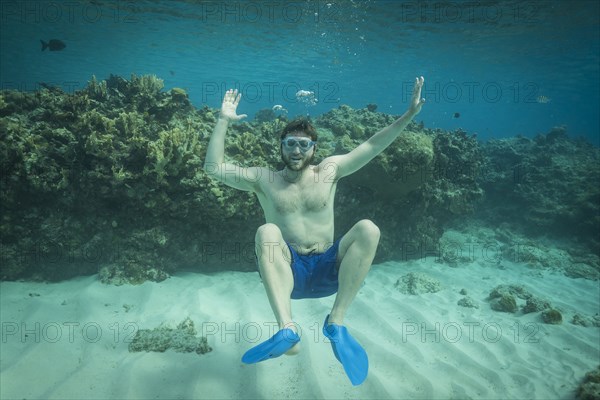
[319,106,484,262]
[488,284,553,316]
[394,272,442,295]
[0,75,265,282]
[457,296,479,309]
[128,317,211,355]
[486,284,593,326]
[1,76,484,282]
[572,314,600,328]
[478,127,600,255]
[576,366,600,400]
[541,308,563,324]
[9,78,596,284]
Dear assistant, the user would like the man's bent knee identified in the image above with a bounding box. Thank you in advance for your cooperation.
[255,223,282,242]
[255,223,289,266]
[356,219,381,246]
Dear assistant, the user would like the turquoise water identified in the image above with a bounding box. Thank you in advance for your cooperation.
[1,0,599,144]
[1,3,600,398]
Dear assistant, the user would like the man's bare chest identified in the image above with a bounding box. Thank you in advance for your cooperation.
[262,173,334,215]
[270,183,331,214]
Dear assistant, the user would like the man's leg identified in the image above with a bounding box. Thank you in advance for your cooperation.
[254,223,299,355]
[321,219,378,385]
[328,219,380,325]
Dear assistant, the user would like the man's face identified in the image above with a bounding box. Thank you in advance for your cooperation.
[280,132,316,171]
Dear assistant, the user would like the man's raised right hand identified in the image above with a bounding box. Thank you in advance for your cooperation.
[220,89,247,122]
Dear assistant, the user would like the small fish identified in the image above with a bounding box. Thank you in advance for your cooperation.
[453,112,460,118]
[295,90,317,106]
[536,95,551,104]
[41,39,66,51]
[296,90,313,97]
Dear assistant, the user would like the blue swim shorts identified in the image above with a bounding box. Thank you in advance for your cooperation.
[286,238,342,299]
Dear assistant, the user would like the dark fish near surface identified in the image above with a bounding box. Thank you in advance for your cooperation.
[453,112,460,118]
[41,39,66,51]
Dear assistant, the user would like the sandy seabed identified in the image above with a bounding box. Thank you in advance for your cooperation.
[1,249,599,400]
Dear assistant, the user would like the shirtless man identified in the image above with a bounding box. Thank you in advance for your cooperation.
[204,77,425,385]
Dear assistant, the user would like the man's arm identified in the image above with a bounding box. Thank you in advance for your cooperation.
[322,77,426,179]
[203,89,263,192]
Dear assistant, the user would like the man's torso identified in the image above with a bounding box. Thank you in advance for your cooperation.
[254,165,337,253]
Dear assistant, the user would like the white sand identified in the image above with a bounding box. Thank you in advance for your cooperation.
[1,255,598,399]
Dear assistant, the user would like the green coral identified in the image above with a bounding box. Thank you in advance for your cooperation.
[480,126,600,254]
[133,74,164,95]
[2,74,595,283]
[318,105,482,262]
[145,125,199,184]
[0,83,489,281]
[576,366,600,400]
[541,308,563,324]
[87,75,109,100]
[488,284,556,315]
[0,74,214,282]
[394,272,442,295]
[128,317,212,355]
[490,294,518,313]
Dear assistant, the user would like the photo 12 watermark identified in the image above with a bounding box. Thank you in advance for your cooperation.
[193,237,546,267]
[2,321,139,344]
[400,321,540,344]
[195,1,342,24]
[401,240,544,265]
[1,318,541,347]
[402,81,551,104]
[396,2,541,24]
[198,319,541,346]
[200,81,340,105]
[2,81,83,93]
[1,0,140,24]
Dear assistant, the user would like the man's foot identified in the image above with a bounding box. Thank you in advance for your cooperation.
[285,340,301,355]
[323,315,369,386]
[241,328,301,364]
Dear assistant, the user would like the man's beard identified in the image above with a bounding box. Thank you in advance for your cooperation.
[282,152,314,171]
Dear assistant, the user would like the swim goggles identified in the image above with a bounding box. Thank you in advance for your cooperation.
[281,136,316,151]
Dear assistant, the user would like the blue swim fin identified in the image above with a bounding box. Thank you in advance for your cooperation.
[323,315,369,386]
[241,328,300,364]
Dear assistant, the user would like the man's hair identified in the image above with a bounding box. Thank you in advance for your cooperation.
[279,118,318,142]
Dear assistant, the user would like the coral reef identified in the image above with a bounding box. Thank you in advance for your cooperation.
[541,308,563,324]
[0,74,233,282]
[1,74,596,283]
[488,284,549,314]
[479,127,600,255]
[318,105,483,262]
[254,108,277,123]
[487,284,581,325]
[522,297,552,314]
[490,293,518,313]
[0,79,484,282]
[457,296,479,309]
[449,221,600,280]
[394,272,442,295]
[576,366,600,400]
[128,317,211,355]
[572,314,600,328]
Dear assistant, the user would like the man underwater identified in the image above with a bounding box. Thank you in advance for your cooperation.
[204,77,425,385]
